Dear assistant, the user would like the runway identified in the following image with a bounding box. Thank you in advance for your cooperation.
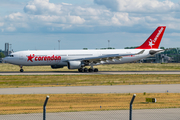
[1,108,180,120]
[1,84,179,94]
[1,71,180,75]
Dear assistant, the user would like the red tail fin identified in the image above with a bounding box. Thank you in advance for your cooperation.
[136,26,166,49]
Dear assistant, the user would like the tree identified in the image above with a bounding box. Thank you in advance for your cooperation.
[160,47,165,49]
[124,46,138,49]
[0,52,5,58]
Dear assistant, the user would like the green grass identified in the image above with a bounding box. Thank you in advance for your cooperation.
[1,74,180,88]
[1,63,180,72]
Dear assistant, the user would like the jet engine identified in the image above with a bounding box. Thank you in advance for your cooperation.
[51,65,64,69]
[68,61,82,69]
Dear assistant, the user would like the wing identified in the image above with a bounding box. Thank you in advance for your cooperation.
[64,50,145,65]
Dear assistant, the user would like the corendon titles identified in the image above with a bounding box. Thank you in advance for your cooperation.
[153,27,164,43]
[27,54,61,62]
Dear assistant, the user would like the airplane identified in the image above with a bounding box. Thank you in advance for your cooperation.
[3,26,166,72]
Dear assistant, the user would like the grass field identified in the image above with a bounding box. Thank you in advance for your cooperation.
[0,74,180,88]
[0,63,180,72]
[0,93,180,115]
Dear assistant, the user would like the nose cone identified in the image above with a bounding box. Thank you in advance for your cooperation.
[2,57,7,63]
[3,57,11,63]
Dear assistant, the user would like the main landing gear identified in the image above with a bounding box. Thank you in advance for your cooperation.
[19,65,24,72]
[78,68,98,72]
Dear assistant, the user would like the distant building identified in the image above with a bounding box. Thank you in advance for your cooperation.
[138,54,173,63]
[3,43,13,56]
[4,43,9,56]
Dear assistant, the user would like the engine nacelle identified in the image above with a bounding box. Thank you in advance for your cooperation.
[68,61,82,69]
[51,65,64,69]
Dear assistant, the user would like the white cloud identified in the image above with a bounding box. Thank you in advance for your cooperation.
[112,13,128,26]
[145,16,158,22]
[1,0,180,51]
[0,22,4,27]
[94,0,119,11]
[167,23,180,30]
[0,0,23,7]
[5,12,24,21]
[29,14,85,24]
[73,6,104,16]
[1,0,87,33]
[24,0,62,15]
[6,26,16,32]
[169,33,180,36]
[94,0,180,13]
[23,0,86,25]
[62,2,72,6]
[66,15,85,24]
[1,0,180,34]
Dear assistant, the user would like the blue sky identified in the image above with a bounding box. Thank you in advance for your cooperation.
[0,0,180,51]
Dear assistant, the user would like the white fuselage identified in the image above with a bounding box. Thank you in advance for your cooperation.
[4,49,159,67]
[3,26,166,72]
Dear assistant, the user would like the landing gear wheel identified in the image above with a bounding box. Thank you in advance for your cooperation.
[88,68,93,72]
[94,68,98,72]
[78,68,83,72]
[19,65,24,72]
[84,68,88,72]
[20,69,24,72]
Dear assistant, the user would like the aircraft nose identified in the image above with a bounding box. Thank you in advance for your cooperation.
[2,57,8,63]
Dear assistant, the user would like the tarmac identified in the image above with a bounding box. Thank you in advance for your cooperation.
[1,108,180,120]
[1,71,180,75]
[0,84,179,94]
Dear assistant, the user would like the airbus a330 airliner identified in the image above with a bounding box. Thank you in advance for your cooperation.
[3,26,166,72]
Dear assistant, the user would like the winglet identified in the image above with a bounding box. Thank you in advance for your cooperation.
[136,26,166,49]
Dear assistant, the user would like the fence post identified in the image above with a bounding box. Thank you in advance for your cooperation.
[43,96,49,120]
[129,94,136,120]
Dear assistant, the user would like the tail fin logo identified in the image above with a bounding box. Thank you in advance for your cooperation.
[148,27,164,48]
[136,26,166,49]
[149,39,154,48]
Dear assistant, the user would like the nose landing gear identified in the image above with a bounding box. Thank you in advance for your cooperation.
[20,69,24,72]
[19,65,24,72]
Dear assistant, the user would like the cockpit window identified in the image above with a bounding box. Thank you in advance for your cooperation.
[8,55,14,57]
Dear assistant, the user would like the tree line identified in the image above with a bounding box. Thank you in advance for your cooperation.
[0,49,5,58]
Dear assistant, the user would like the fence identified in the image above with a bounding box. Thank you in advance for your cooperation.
[0,94,180,120]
